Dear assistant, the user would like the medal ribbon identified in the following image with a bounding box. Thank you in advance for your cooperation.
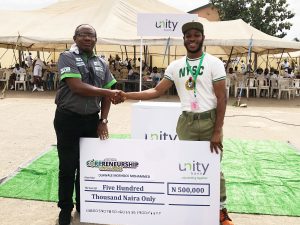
[186,53,205,97]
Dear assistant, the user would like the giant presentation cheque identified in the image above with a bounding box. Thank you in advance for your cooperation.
[80,138,220,225]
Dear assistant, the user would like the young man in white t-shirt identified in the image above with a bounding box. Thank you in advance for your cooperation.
[9,63,26,90]
[119,22,233,225]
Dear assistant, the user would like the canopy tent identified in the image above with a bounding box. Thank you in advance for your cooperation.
[0,0,183,50]
[0,0,300,55]
[271,51,300,58]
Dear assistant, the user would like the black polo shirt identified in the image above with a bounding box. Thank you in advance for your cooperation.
[55,45,116,115]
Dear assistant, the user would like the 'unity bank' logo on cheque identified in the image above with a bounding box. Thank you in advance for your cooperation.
[179,161,210,178]
[86,158,139,172]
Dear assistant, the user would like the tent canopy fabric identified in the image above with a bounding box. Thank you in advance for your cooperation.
[0,0,300,55]
[271,51,300,59]
[0,0,182,49]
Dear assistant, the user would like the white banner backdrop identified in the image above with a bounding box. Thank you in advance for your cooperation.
[137,13,198,37]
[131,101,181,140]
[80,138,220,225]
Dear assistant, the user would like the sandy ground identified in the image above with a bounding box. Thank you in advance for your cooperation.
[0,90,299,225]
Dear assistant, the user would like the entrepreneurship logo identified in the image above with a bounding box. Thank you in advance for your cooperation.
[86,158,139,172]
[155,19,178,31]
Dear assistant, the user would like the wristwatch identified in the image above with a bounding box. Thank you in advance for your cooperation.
[99,118,108,124]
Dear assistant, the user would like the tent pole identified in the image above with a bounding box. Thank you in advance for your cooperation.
[225,46,234,71]
[133,45,136,66]
[18,50,22,65]
[162,37,170,67]
[46,52,52,61]
[143,45,147,66]
[11,35,21,66]
[139,37,143,93]
[254,52,258,71]
[168,45,170,65]
[42,50,45,62]
[12,49,17,66]
[120,45,124,61]
[276,49,285,71]
[265,50,269,69]
[19,41,25,65]
[124,45,128,59]
[0,49,9,60]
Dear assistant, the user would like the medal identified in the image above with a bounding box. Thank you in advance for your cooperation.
[186,53,205,111]
[185,53,205,96]
[185,77,195,90]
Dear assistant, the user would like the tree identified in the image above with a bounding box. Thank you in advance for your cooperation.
[210,0,295,38]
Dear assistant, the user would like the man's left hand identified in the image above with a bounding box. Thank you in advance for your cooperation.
[210,132,223,154]
[97,123,109,140]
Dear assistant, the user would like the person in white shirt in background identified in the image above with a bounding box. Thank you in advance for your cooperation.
[32,57,46,92]
[9,63,26,90]
[240,60,246,74]
[281,59,290,72]
[25,52,33,68]
[254,68,264,78]
[286,68,295,78]
[149,66,161,86]
[227,67,236,80]
[263,68,270,80]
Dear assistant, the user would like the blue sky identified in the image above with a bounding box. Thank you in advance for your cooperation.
[0,0,298,40]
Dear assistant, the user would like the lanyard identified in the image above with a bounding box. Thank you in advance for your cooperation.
[186,53,205,97]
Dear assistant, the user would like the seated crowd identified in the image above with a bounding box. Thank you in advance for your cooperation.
[107,54,164,87]
[2,53,166,93]
[5,54,57,92]
[225,58,300,99]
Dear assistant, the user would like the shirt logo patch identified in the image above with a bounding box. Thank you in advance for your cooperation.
[95,66,104,72]
[75,57,83,62]
[60,67,71,74]
[94,61,101,66]
[76,62,85,67]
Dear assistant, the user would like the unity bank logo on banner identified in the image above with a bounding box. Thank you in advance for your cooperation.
[137,13,198,37]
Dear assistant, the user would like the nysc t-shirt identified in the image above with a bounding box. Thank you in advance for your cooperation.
[164,53,226,113]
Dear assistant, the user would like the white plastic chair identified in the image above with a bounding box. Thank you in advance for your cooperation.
[234,76,249,98]
[15,72,27,91]
[293,79,300,96]
[257,77,270,98]
[247,78,258,97]
[270,78,279,98]
[0,69,11,90]
[278,78,296,100]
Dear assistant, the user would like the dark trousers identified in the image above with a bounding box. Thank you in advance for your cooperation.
[54,108,99,210]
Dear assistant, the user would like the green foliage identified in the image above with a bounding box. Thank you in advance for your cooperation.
[210,0,295,38]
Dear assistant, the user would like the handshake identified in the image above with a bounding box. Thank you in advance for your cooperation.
[109,90,127,105]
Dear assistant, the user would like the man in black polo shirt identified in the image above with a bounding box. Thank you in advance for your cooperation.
[54,24,122,225]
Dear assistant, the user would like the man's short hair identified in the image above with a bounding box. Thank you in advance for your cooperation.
[74,24,97,37]
[182,22,204,35]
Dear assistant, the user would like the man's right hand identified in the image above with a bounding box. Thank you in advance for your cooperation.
[109,90,126,104]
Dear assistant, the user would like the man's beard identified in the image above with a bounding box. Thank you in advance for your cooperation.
[184,40,203,54]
